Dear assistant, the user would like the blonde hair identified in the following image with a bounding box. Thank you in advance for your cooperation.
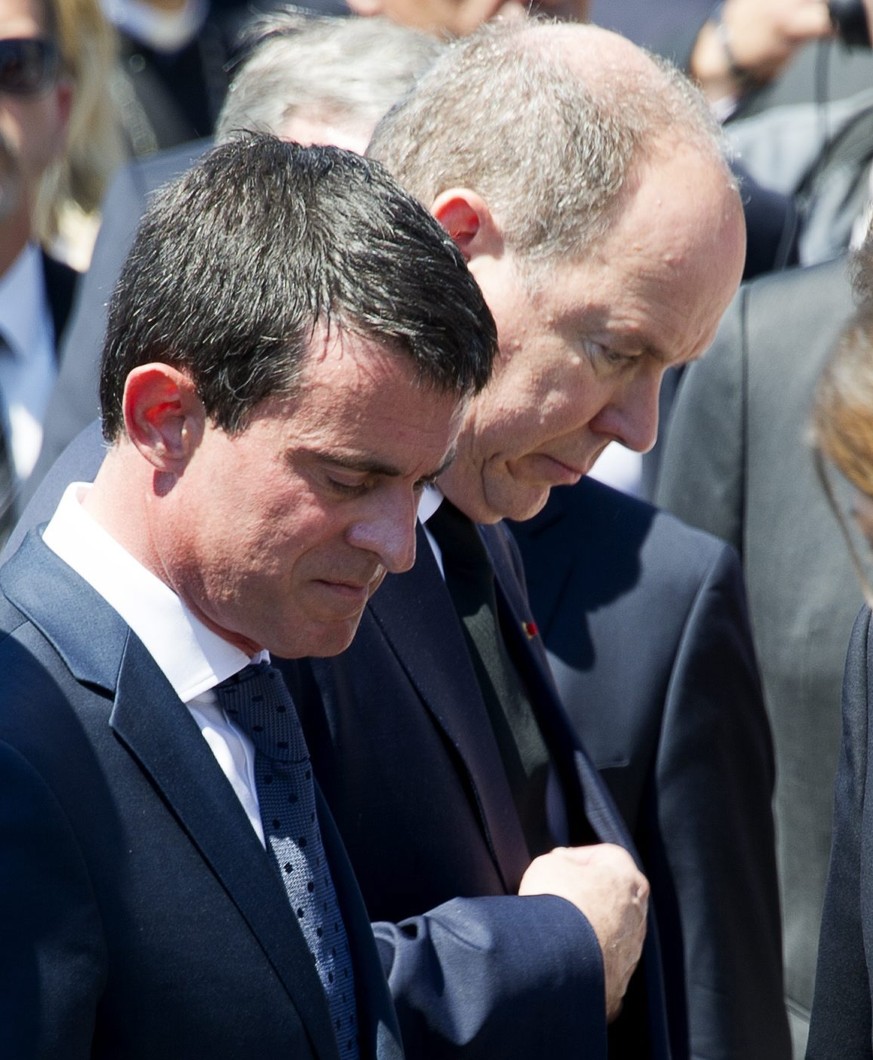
[813,238,873,500]
[812,248,873,598]
[34,0,124,263]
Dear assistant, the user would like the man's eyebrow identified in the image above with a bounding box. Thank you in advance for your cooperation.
[308,447,457,480]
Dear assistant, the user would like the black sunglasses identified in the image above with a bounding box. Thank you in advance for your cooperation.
[0,38,60,97]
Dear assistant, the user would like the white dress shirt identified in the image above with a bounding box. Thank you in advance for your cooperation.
[0,244,57,481]
[43,483,270,845]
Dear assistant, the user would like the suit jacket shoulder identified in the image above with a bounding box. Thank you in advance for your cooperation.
[511,477,789,1059]
[0,534,401,1059]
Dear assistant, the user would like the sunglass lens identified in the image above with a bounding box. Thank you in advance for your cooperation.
[0,39,59,96]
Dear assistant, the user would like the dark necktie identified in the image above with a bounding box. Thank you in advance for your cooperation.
[428,500,553,857]
[215,662,359,1057]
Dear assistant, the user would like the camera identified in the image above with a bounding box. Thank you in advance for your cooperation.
[829,0,871,47]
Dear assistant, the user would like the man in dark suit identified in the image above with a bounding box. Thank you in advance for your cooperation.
[509,476,785,1056]
[290,19,786,1060]
[805,605,873,1058]
[0,134,500,1057]
[656,256,864,1055]
[805,263,873,1055]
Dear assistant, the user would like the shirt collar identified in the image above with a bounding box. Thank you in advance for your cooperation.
[0,243,49,362]
[42,482,259,702]
[418,483,444,525]
[101,0,209,53]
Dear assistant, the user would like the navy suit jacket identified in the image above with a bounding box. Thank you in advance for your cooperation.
[807,605,873,1058]
[286,519,672,1059]
[510,478,789,1059]
[0,533,403,1059]
[7,427,626,1058]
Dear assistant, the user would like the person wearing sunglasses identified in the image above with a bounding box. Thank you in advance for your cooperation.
[0,0,75,544]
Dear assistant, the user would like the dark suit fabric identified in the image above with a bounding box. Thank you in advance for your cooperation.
[0,533,402,1059]
[656,257,864,1055]
[284,520,672,1060]
[7,434,633,1059]
[510,478,789,1060]
[40,251,78,352]
[806,605,873,1058]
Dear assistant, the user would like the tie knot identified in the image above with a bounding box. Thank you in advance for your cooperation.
[427,500,493,583]
[215,662,308,764]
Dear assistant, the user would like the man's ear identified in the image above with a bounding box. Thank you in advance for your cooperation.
[430,189,505,263]
[122,364,204,473]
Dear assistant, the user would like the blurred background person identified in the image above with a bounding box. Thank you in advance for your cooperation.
[0,0,118,543]
[804,229,873,1058]
[36,0,121,270]
[105,0,254,155]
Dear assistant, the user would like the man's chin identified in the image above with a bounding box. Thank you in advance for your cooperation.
[442,474,550,525]
[271,614,366,661]
[493,484,552,524]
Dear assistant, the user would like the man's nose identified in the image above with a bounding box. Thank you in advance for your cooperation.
[346,491,418,574]
[604,371,662,454]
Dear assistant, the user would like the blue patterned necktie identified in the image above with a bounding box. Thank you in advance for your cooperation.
[215,662,359,1056]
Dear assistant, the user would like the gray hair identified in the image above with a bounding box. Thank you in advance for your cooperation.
[369,18,729,263]
[216,9,443,145]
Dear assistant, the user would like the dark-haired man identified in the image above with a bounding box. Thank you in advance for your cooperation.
[0,134,496,1057]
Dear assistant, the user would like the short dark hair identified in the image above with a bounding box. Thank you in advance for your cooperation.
[100,134,496,440]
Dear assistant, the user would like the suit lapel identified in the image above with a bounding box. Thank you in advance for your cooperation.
[366,523,530,891]
[483,521,639,849]
[3,534,342,1060]
[40,251,78,356]
[483,521,671,1059]
[505,489,575,642]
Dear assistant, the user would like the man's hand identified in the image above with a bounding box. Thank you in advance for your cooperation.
[518,843,649,1021]
[691,0,834,103]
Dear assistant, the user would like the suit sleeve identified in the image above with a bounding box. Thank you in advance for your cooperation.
[0,741,104,1058]
[806,607,873,1059]
[372,893,607,1058]
[650,541,790,1059]
[655,288,747,554]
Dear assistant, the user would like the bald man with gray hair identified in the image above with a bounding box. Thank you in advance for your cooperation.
[285,16,786,1060]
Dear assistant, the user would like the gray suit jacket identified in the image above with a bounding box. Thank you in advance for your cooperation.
[656,256,864,1055]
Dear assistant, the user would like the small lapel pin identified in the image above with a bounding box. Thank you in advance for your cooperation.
[522,621,539,639]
